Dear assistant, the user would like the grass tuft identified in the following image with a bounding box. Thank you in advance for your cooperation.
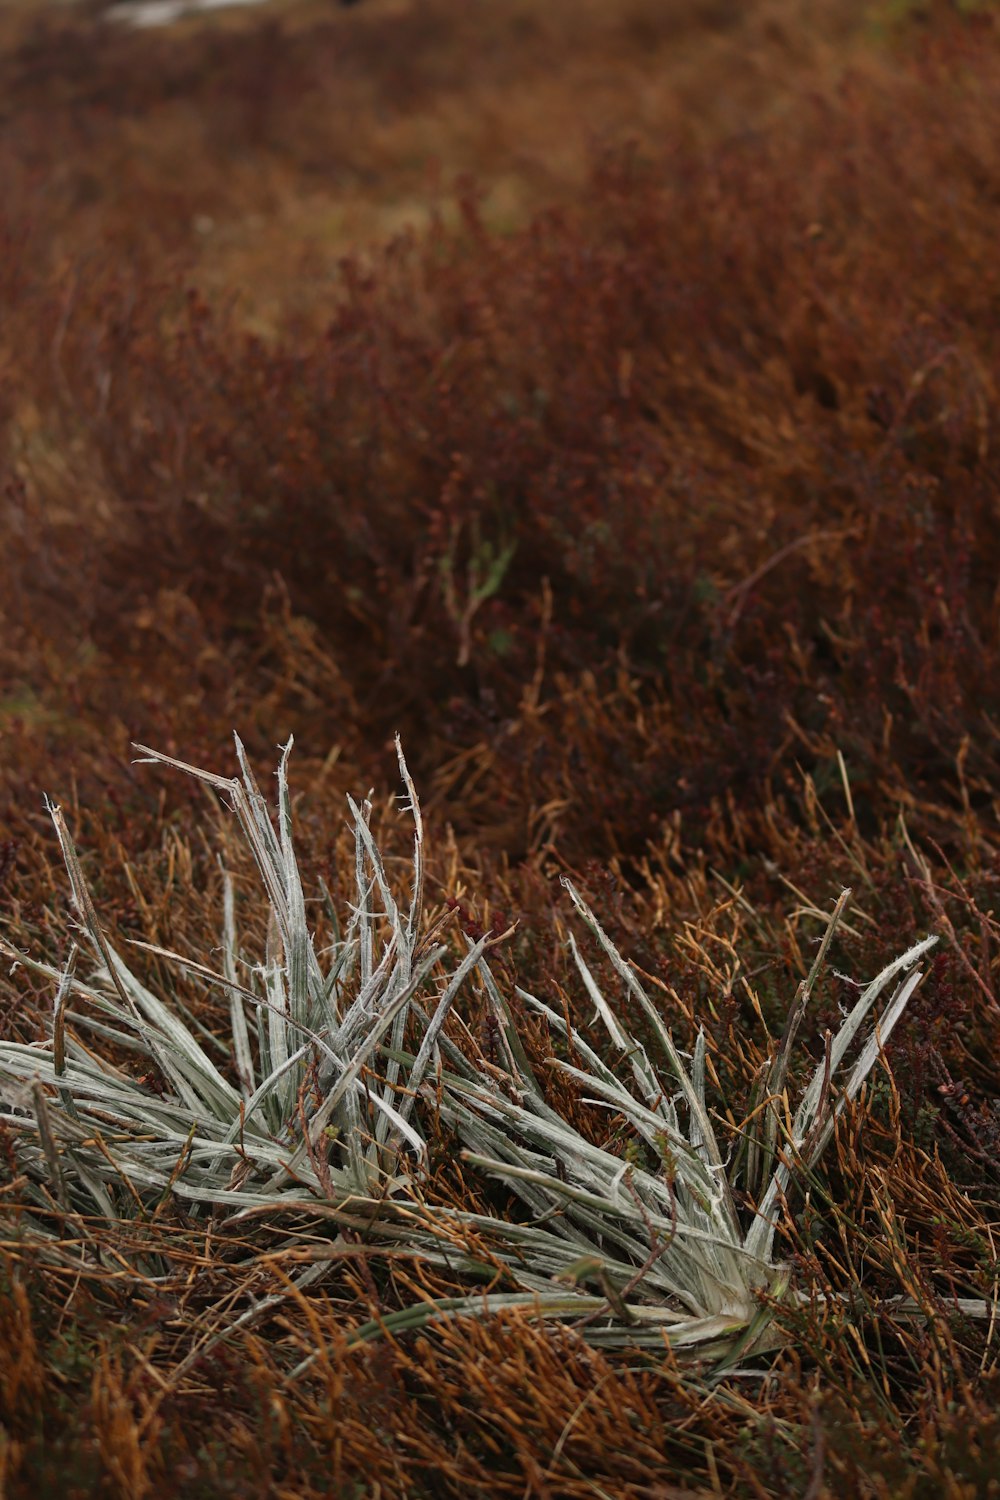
[5,738,989,1381]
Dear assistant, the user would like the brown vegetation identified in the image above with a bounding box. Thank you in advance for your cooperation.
[1,0,999,1494]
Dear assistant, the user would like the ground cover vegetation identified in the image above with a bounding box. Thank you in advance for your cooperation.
[1,0,999,1493]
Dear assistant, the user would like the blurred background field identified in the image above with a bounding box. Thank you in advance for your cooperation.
[1,2,1000,1496]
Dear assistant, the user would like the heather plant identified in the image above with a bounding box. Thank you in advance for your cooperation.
[3,10,998,898]
[26,20,995,883]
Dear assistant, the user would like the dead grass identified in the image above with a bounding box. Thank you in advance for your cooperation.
[1,0,1000,1494]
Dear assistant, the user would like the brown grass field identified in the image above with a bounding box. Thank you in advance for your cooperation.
[1,0,1000,1494]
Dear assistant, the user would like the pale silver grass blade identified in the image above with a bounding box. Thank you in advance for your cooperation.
[45,800,242,1121]
[395,736,424,954]
[774,932,938,1173]
[349,795,401,934]
[344,778,418,1151]
[382,1015,486,1090]
[134,741,294,950]
[443,1082,735,1280]
[103,945,241,1118]
[254,990,271,1087]
[457,1138,749,1312]
[137,944,405,1158]
[1,1118,251,1210]
[445,1079,611,1182]
[514,989,692,1176]
[233,734,287,904]
[374,993,413,1154]
[356,1077,426,1162]
[567,878,725,1169]
[275,738,326,1029]
[110,1127,288,1171]
[124,938,259,1014]
[549,1059,723,1202]
[217,1044,425,1177]
[373,767,424,1145]
[568,931,630,1051]
[334,875,367,959]
[5,945,155,1070]
[264,916,291,1124]
[758,889,850,1183]
[221,869,255,1096]
[445,1169,668,1291]
[685,1037,710,1180]
[260,752,331,1023]
[159,1178,363,1209]
[354,795,374,990]
[0,1049,179,1131]
[45,799,186,1100]
[222,1037,314,1149]
[213,981,345,1083]
[801,967,926,1173]
[331,1046,367,1191]
[268,946,446,1189]
[442,1021,750,1309]
[277,741,310,1024]
[65,1011,149,1055]
[159,978,235,1061]
[745,958,933,1265]
[310,954,442,1149]
[319,874,342,947]
[548,1054,677,1139]
[458,1152,760,1280]
[132,741,288,930]
[567,933,673,1126]
[94,962,214,1118]
[132,743,236,797]
[447,1073,685,1209]
[307,1193,756,1287]
[516,985,678,1137]
[333,924,399,1047]
[425,1092,578,1226]
[51,943,81,1121]
[425,1086,593,1236]
[476,957,539,1089]
[765,889,851,1112]
[396,935,489,1126]
[321,937,358,1021]
[0,1055,244,1145]
[803,932,938,1102]
[562,879,735,1228]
